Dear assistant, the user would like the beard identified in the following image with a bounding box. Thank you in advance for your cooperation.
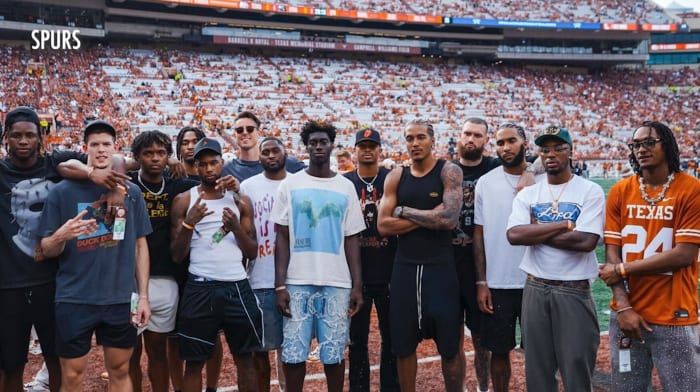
[263,159,286,173]
[499,145,526,168]
[459,145,484,161]
[200,176,219,187]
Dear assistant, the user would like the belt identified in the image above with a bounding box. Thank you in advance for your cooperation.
[527,274,589,290]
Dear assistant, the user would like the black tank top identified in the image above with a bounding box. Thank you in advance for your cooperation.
[396,159,453,265]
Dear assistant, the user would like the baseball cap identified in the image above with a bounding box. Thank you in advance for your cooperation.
[4,107,41,136]
[355,128,381,146]
[193,137,222,159]
[534,125,573,147]
[84,120,117,141]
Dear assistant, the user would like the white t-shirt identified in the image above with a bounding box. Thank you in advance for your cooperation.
[474,168,539,288]
[240,173,286,290]
[271,170,366,288]
[506,175,604,281]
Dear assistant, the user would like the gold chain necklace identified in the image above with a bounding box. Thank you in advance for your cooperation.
[502,169,520,194]
[547,175,573,214]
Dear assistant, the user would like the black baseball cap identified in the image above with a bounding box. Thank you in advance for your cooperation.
[193,137,222,159]
[84,120,117,142]
[4,107,41,137]
[355,128,381,146]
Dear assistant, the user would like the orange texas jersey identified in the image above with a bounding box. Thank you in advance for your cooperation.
[604,172,700,326]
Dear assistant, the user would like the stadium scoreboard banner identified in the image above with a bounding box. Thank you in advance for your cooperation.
[449,18,600,30]
[211,35,422,54]
[650,43,700,52]
[153,0,441,24]
[152,0,687,32]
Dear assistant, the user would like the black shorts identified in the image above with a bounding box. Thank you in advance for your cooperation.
[0,282,57,371]
[55,302,136,358]
[177,277,262,361]
[454,247,481,334]
[390,262,461,359]
[480,289,523,354]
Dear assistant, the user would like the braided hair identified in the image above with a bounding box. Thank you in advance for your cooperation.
[175,126,205,161]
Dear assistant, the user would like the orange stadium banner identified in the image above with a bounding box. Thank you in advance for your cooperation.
[641,23,679,32]
[154,0,442,24]
[649,43,700,52]
[602,23,639,31]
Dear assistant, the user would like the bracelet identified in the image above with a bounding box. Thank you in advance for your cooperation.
[475,281,487,286]
[614,263,621,277]
[566,220,574,231]
[87,166,94,178]
[181,221,195,230]
[274,285,287,292]
[139,295,148,299]
[619,263,627,279]
[617,306,633,314]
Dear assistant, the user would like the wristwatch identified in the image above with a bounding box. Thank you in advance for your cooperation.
[393,206,404,218]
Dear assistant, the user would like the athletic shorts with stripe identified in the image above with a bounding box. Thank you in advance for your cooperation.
[177,276,263,361]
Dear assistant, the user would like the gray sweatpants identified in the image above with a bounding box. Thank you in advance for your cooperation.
[521,278,600,392]
[609,312,700,392]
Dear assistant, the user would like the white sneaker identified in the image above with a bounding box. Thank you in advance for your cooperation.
[307,346,320,362]
[24,380,49,392]
[28,341,42,355]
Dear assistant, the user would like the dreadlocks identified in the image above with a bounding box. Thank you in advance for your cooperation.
[629,121,681,176]
[175,126,205,161]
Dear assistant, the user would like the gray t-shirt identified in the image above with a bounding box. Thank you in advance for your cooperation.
[39,179,152,305]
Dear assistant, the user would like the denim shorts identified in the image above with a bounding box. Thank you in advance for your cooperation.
[282,285,350,365]
[254,288,283,351]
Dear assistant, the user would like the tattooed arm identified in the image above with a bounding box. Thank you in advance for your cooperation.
[398,161,463,230]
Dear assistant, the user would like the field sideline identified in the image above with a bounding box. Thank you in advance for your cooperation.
[591,177,618,332]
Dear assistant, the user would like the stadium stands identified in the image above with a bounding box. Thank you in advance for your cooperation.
[1,46,697,162]
[309,0,674,24]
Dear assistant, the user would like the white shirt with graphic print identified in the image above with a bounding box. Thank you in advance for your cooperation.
[271,171,366,289]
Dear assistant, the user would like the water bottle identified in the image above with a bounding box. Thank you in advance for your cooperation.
[210,226,229,248]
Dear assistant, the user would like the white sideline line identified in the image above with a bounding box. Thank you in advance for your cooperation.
[214,350,477,392]
[214,329,613,391]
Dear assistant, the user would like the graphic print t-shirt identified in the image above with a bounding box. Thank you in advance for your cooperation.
[507,175,604,281]
[0,151,82,289]
[39,180,152,305]
[240,173,286,289]
[271,171,365,288]
[604,172,700,325]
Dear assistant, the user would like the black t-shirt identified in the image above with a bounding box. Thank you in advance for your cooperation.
[344,167,396,285]
[0,151,83,289]
[129,172,199,277]
[452,156,501,257]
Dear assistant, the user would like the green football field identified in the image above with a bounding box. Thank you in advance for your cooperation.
[591,178,619,332]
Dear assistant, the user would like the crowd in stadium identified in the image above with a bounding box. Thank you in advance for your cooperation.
[280,0,674,24]
[1,46,698,168]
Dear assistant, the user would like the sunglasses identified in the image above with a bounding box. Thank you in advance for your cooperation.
[235,125,257,134]
[628,138,662,151]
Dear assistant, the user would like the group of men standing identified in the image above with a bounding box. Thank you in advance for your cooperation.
[1,104,698,392]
